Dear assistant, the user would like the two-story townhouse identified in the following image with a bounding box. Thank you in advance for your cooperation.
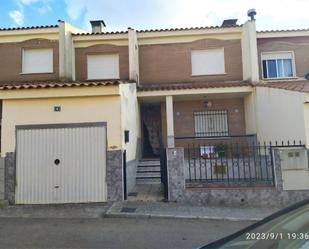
[0,21,140,204]
[136,22,255,157]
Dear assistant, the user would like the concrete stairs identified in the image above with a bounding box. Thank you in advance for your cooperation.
[136,159,161,184]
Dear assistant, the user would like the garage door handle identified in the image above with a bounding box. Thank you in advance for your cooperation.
[54,159,60,165]
[54,186,59,189]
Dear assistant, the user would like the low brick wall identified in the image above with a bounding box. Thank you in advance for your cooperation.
[167,148,309,208]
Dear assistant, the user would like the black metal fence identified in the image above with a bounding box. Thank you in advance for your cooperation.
[185,140,305,188]
[175,134,257,148]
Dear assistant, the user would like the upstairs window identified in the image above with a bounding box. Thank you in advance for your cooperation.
[191,49,225,76]
[22,48,53,74]
[87,54,119,80]
[194,110,229,137]
[261,52,295,79]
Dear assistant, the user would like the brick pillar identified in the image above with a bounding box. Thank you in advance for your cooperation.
[4,152,15,205]
[273,149,283,190]
[0,157,4,201]
[106,150,124,201]
[166,147,185,201]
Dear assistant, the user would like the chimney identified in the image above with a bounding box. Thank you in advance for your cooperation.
[247,9,257,21]
[90,20,106,33]
[221,19,238,27]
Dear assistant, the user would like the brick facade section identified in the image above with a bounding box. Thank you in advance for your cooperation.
[139,39,243,84]
[160,98,246,146]
[0,39,59,83]
[257,36,309,79]
[75,44,129,81]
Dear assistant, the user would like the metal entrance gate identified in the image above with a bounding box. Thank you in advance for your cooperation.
[160,147,168,200]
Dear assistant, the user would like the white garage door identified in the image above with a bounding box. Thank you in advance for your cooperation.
[15,123,107,204]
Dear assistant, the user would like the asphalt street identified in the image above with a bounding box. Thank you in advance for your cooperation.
[0,217,253,249]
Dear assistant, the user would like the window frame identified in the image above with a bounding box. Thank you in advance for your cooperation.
[191,48,226,76]
[193,109,229,137]
[86,53,120,80]
[21,48,54,74]
[261,51,296,80]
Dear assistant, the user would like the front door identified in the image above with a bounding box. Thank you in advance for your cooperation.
[141,104,162,158]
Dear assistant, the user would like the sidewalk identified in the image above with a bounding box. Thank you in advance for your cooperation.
[0,201,279,221]
[106,201,279,221]
[0,202,111,218]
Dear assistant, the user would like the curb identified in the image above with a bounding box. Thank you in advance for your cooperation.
[105,202,264,222]
[0,203,113,219]
[105,210,262,222]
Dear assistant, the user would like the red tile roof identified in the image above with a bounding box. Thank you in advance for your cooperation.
[0,80,122,90]
[73,30,128,36]
[138,81,252,91]
[72,24,242,36]
[258,28,309,33]
[136,24,242,33]
[256,80,309,92]
[0,25,58,31]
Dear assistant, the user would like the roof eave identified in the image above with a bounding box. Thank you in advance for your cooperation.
[257,30,309,38]
[137,26,243,39]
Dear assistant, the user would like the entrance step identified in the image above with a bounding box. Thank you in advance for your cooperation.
[136,159,161,185]
[137,166,161,171]
[136,177,161,185]
[138,160,161,167]
[137,171,161,177]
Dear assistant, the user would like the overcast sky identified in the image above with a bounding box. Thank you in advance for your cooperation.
[1,0,309,32]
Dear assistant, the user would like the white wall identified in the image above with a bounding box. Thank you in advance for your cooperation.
[120,83,140,161]
[1,96,122,156]
[59,21,86,80]
[241,21,259,83]
[302,102,309,148]
[255,87,306,143]
[128,28,140,83]
[120,83,140,192]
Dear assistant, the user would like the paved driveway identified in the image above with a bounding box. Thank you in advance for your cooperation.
[0,217,253,249]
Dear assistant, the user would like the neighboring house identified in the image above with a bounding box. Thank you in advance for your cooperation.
[251,31,309,145]
[0,21,139,204]
[0,12,308,206]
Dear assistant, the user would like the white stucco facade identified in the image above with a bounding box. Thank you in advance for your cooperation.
[120,83,140,162]
[251,87,307,145]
